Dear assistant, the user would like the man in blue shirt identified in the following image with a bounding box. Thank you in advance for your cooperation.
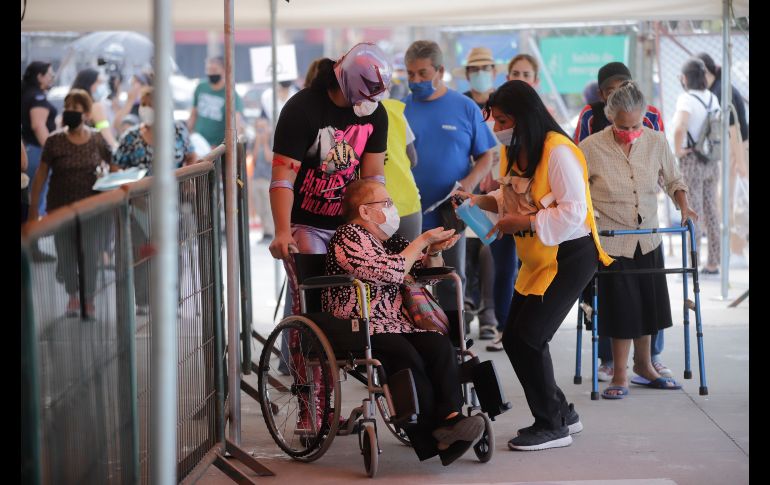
[404,40,497,312]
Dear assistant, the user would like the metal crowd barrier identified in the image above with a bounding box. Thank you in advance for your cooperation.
[21,149,271,483]
[21,190,139,484]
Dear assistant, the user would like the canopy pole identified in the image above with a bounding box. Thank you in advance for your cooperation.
[150,0,178,482]
[224,0,242,444]
[270,0,283,304]
[719,0,732,299]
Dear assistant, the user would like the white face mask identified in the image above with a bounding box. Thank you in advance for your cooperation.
[375,204,400,238]
[495,127,514,146]
[93,83,109,102]
[138,106,155,126]
[353,100,378,117]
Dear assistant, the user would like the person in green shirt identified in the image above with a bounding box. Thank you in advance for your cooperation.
[187,56,245,148]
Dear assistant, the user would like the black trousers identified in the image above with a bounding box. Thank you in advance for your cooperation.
[371,331,464,461]
[502,235,597,430]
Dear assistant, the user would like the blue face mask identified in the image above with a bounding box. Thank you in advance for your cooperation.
[469,71,494,93]
[409,80,436,101]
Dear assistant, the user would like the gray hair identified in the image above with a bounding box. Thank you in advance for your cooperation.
[604,80,646,121]
[405,40,443,70]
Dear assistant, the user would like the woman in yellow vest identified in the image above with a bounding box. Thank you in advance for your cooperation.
[456,80,613,451]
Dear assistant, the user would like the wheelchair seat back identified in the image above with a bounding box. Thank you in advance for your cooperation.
[302,312,369,360]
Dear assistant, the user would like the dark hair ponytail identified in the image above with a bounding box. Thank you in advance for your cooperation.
[22,61,52,93]
[309,58,340,91]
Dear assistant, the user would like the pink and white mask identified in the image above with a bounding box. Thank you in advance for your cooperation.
[612,126,643,144]
[334,42,392,117]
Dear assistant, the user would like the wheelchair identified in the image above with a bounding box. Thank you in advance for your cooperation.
[257,253,511,477]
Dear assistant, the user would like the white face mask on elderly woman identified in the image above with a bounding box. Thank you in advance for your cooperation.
[365,202,400,238]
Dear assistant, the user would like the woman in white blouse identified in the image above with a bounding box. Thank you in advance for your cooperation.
[671,58,722,275]
[456,80,612,451]
[579,81,698,399]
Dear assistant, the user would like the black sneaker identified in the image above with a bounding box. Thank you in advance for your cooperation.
[517,403,583,436]
[438,439,474,466]
[508,426,572,451]
[516,403,583,436]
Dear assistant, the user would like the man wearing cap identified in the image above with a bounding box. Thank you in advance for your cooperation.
[573,62,664,143]
[403,40,498,313]
[572,61,672,385]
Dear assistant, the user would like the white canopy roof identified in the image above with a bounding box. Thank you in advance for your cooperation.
[22,0,749,32]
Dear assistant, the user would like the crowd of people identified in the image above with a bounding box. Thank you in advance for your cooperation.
[22,36,747,461]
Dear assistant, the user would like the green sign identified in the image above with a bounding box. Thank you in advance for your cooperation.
[539,35,629,94]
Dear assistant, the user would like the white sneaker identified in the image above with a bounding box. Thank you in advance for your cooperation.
[597,363,614,382]
[653,361,673,378]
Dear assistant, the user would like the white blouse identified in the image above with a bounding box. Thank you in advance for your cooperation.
[489,144,590,246]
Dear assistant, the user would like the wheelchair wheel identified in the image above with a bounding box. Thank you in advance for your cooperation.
[360,424,379,478]
[375,394,411,446]
[473,413,494,463]
[257,316,341,462]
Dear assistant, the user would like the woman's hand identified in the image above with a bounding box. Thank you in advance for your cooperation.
[680,207,699,226]
[420,227,457,247]
[428,233,461,253]
[450,191,474,208]
[675,147,692,158]
[487,214,531,239]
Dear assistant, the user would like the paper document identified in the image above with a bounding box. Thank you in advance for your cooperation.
[423,181,463,214]
[93,167,148,192]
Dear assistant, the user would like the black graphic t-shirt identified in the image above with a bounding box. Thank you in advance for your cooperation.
[273,88,388,230]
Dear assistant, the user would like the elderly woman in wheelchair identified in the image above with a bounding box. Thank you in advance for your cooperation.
[257,179,510,476]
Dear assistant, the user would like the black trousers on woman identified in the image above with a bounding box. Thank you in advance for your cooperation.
[371,331,464,461]
[502,235,597,430]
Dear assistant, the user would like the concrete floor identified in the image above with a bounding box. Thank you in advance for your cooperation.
[198,234,749,485]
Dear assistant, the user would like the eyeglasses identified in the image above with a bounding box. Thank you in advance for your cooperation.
[363,198,394,208]
[467,65,495,73]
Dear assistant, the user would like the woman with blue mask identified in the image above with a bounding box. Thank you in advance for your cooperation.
[71,68,118,149]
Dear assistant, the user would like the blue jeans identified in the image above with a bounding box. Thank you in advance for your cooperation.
[490,234,517,331]
[598,330,665,363]
[25,143,49,216]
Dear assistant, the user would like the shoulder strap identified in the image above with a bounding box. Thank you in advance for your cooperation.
[688,92,710,111]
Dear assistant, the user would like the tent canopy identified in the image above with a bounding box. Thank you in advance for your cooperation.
[22,0,749,32]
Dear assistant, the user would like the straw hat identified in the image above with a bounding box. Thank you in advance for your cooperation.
[451,47,507,78]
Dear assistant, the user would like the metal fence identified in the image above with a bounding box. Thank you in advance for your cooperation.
[21,190,139,485]
[123,158,226,484]
[21,157,229,484]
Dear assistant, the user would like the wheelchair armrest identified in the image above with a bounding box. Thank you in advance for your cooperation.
[413,266,455,282]
[300,275,355,289]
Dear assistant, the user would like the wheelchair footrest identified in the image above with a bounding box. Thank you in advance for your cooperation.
[458,356,481,384]
[387,368,420,427]
[472,360,511,419]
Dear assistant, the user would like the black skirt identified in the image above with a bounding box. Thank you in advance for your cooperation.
[597,243,673,339]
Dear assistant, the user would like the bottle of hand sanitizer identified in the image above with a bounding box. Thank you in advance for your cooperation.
[455,199,499,245]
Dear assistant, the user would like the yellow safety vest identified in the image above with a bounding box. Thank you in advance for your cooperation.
[382,99,421,217]
[502,132,613,296]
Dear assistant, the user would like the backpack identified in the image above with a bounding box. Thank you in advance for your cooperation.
[686,92,722,163]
